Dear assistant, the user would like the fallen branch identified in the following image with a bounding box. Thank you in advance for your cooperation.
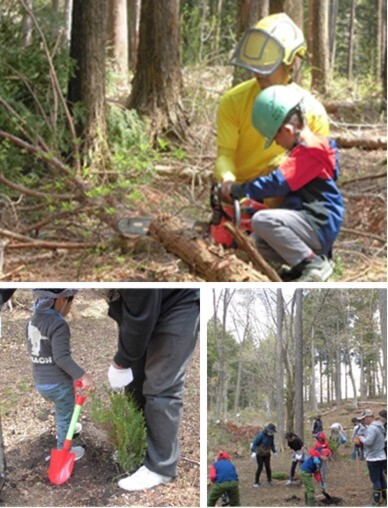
[148,214,267,282]
[0,227,97,250]
[332,134,386,150]
[340,227,386,243]
[0,172,71,200]
[340,171,387,186]
[0,265,25,280]
[223,222,282,281]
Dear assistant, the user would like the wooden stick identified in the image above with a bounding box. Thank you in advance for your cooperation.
[223,222,282,282]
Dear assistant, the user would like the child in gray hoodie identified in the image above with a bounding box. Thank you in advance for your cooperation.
[26,289,94,460]
[354,409,386,505]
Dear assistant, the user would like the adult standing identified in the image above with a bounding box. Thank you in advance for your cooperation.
[251,423,277,487]
[214,12,329,196]
[354,409,386,505]
[106,289,200,492]
[312,415,323,436]
[285,432,306,485]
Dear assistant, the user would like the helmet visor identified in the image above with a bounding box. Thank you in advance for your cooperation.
[230,29,285,76]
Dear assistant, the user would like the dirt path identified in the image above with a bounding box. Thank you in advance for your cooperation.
[0,290,200,507]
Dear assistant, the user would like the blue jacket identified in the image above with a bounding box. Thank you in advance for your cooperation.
[251,431,276,455]
[300,455,321,474]
[210,459,239,483]
[232,137,344,256]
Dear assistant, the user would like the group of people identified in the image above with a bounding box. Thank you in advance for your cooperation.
[208,409,387,507]
[213,12,344,282]
[2,288,200,492]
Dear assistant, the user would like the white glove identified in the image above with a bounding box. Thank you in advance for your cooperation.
[108,364,134,391]
[251,452,256,461]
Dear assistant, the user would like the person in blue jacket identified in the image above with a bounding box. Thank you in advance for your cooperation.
[221,85,344,282]
[251,423,277,486]
[207,451,240,506]
[300,448,332,506]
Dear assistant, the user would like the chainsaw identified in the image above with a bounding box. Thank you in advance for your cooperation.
[117,182,267,247]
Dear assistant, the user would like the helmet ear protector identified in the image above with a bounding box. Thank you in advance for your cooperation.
[230,13,306,76]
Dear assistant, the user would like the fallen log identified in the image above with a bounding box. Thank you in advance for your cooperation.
[148,214,267,282]
[332,134,386,150]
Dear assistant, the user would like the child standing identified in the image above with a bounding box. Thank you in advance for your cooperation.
[251,423,277,486]
[300,448,332,506]
[220,85,344,282]
[207,451,240,506]
[351,417,365,460]
[26,289,94,460]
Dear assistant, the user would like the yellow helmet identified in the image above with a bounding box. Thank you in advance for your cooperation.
[230,13,306,76]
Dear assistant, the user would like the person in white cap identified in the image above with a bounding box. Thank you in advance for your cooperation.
[354,409,386,506]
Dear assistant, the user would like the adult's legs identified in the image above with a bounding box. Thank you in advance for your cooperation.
[141,300,199,477]
[263,455,272,482]
[255,455,264,484]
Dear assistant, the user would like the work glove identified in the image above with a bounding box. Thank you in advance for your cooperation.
[251,452,256,461]
[108,364,133,391]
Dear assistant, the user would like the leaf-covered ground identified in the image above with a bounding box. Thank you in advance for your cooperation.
[208,402,387,507]
[1,67,386,282]
[0,290,200,507]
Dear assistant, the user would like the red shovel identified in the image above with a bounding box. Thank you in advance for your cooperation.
[48,380,87,485]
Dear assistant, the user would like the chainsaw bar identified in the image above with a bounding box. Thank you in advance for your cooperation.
[117,217,209,237]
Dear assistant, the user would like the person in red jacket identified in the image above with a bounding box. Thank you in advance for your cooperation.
[313,432,331,483]
[208,451,240,506]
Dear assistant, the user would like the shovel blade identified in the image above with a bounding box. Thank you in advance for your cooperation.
[48,448,75,485]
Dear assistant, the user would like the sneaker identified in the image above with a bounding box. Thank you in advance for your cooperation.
[294,255,333,282]
[285,479,295,485]
[56,422,82,440]
[118,465,172,492]
[71,445,85,461]
[253,483,260,488]
[268,480,273,485]
[45,445,85,462]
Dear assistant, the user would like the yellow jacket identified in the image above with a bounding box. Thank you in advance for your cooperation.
[215,79,330,184]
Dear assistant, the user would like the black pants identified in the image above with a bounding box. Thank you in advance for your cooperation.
[367,460,387,490]
[255,454,271,483]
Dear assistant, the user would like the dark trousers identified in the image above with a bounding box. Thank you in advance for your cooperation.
[207,481,240,506]
[255,454,271,483]
[125,300,199,477]
[367,460,387,490]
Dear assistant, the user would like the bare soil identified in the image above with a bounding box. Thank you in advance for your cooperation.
[0,290,200,507]
[208,403,386,507]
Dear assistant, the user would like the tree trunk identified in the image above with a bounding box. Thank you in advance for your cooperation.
[276,289,285,449]
[64,0,73,42]
[148,215,267,282]
[319,356,323,404]
[270,0,303,27]
[22,0,34,47]
[328,0,338,69]
[67,0,110,169]
[0,416,5,493]
[335,343,342,405]
[258,0,269,18]
[108,0,129,84]
[310,326,318,411]
[294,289,304,440]
[127,0,186,140]
[311,0,329,94]
[378,289,387,393]
[214,0,224,59]
[127,0,140,70]
[359,344,366,400]
[347,0,357,80]
[233,0,261,86]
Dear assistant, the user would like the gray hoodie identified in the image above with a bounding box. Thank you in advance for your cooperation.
[360,420,386,461]
[26,309,84,385]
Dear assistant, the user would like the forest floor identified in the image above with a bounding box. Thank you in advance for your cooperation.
[208,401,387,507]
[0,290,200,507]
[1,67,386,282]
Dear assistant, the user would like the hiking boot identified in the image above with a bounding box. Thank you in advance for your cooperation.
[118,465,172,491]
[294,255,333,282]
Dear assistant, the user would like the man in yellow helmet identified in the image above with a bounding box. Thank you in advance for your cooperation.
[215,13,329,205]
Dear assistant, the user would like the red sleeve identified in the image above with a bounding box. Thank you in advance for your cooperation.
[313,471,322,483]
[279,144,335,191]
[209,464,217,483]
